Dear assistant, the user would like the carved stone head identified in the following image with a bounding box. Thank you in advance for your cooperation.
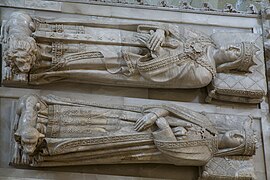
[4,34,37,73]
[216,128,256,156]
[216,42,259,73]
[218,130,244,149]
[14,126,45,154]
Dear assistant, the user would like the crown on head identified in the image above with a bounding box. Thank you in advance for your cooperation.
[235,42,259,72]
[243,128,257,156]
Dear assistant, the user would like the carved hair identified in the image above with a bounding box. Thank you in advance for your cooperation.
[4,34,38,72]
[216,42,259,73]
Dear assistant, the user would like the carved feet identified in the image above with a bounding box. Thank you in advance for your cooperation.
[11,145,21,165]
[12,147,32,165]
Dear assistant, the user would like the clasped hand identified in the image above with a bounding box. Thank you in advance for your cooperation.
[138,29,165,51]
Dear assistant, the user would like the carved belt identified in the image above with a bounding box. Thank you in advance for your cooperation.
[137,53,188,72]
[137,52,216,78]
[47,51,105,72]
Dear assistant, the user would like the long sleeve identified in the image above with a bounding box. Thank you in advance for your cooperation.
[137,50,214,88]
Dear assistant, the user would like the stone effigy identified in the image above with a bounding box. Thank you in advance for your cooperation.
[10,94,257,179]
[0,1,269,180]
[0,12,258,86]
[1,12,266,103]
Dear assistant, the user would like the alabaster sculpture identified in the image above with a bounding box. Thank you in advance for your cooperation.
[1,12,260,89]
[10,94,257,179]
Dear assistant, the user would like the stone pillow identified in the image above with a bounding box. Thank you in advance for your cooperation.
[206,33,267,104]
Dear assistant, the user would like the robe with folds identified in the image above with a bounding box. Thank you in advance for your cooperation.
[31,95,218,167]
[29,19,216,88]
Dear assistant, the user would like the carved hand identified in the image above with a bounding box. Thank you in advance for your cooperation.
[148,29,165,51]
[172,127,187,137]
[134,112,158,132]
[137,29,165,52]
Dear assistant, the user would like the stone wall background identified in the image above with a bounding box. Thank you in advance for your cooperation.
[0,0,269,179]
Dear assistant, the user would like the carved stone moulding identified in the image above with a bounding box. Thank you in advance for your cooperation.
[46,0,259,16]
[0,12,267,104]
[10,94,257,179]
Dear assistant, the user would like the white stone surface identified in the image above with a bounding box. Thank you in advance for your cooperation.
[0,1,269,179]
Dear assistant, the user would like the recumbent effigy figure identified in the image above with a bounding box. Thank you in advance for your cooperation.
[11,94,257,179]
[1,12,259,89]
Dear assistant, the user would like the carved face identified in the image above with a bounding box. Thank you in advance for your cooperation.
[15,127,44,154]
[219,45,241,62]
[5,35,37,73]
[10,51,33,73]
[220,130,244,148]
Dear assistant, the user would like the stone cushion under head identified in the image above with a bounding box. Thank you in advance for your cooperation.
[200,156,255,180]
[206,42,267,104]
[208,71,266,100]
